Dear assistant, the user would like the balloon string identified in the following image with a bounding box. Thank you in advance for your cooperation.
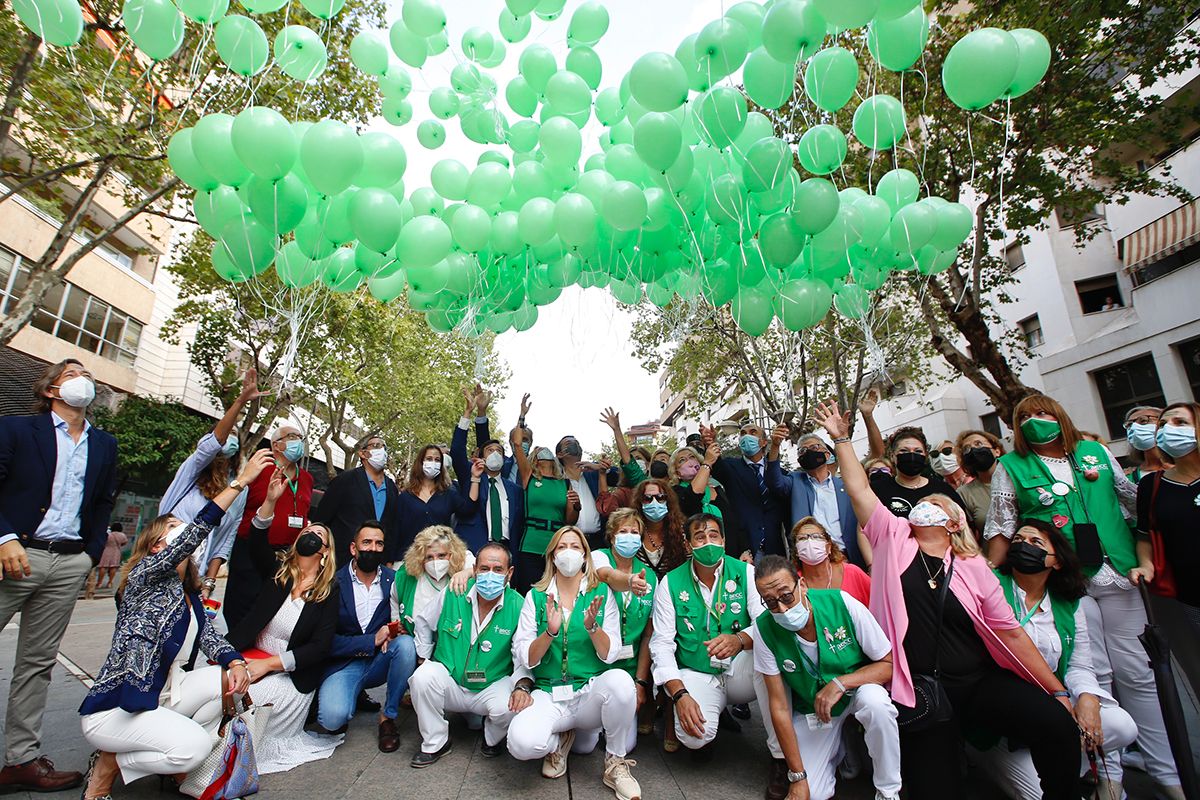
[999,96,1011,230]
[62,48,98,132]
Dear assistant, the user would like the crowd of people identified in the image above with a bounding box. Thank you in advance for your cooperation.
[0,359,1197,800]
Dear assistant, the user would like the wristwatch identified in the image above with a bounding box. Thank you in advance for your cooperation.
[202,577,218,591]
[586,619,600,634]
[228,478,244,491]
[787,770,808,783]
[514,682,533,694]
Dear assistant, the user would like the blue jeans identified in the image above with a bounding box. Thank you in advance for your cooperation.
[317,634,416,729]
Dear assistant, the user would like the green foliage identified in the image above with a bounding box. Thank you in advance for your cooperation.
[91,394,212,491]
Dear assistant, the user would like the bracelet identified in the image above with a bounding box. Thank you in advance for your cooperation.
[202,577,217,589]
[586,620,600,634]
[514,683,533,694]
[635,678,653,690]
[832,436,851,443]
[831,676,847,694]
[471,477,482,483]
[1052,689,1071,699]
[699,463,711,470]
[671,687,689,703]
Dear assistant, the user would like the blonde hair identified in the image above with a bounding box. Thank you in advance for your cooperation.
[274,523,337,603]
[668,447,702,483]
[534,525,600,592]
[605,508,644,543]
[922,493,980,558]
[117,515,200,599]
[402,525,469,578]
[789,516,846,571]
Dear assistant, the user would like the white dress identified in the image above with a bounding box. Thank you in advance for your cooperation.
[248,595,342,774]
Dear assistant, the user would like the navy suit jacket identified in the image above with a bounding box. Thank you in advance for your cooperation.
[0,413,118,563]
[764,459,863,567]
[450,421,524,553]
[710,455,788,557]
[327,564,396,668]
[310,466,402,568]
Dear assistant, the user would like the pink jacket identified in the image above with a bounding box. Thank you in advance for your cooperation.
[862,500,1043,707]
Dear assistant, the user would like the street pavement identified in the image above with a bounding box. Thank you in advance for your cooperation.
[0,581,1178,800]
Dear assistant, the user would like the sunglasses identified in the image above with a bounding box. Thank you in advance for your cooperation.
[937,447,953,456]
[761,582,801,611]
[641,494,665,503]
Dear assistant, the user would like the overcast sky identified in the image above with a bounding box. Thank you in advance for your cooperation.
[373,0,729,451]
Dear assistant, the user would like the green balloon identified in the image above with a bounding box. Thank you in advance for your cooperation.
[695,17,749,82]
[742,137,791,193]
[378,64,413,97]
[866,6,928,72]
[743,48,795,110]
[554,193,596,247]
[402,0,445,36]
[348,188,402,252]
[538,116,581,165]
[875,0,917,19]
[797,124,847,175]
[517,197,555,245]
[726,1,764,50]
[193,186,246,235]
[240,0,284,14]
[629,52,688,112]
[275,26,327,81]
[381,96,413,126]
[565,45,602,90]
[192,114,250,186]
[246,173,308,235]
[693,87,747,149]
[506,119,540,153]
[293,210,336,259]
[356,131,407,189]
[930,201,973,250]
[367,267,408,302]
[215,15,269,75]
[851,94,906,150]
[1005,28,1051,99]
[852,195,891,247]
[12,0,83,45]
[417,120,446,149]
[275,241,322,288]
[321,248,363,293]
[490,211,522,254]
[506,76,539,117]
[732,286,774,336]
[431,159,469,200]
[466,162,512,208]
[804,47,858,112]
[426,29,449,55]
[168,129,219,191]
[758,212,804,267]
[761,0,827,64]
[566,0,608,45]
[410,187,444,217]
[601,181,646,232]
[299,0,343,19]
[300,120,362,196]
[499,9,531,42]
[317,191,355,244]
[674,34,709,93]
[389,18,428,68]
[775,278,832,330]
[633,112,682,172]
[450,64,483,96]
[706,173,748,226]
[813,0,876,29]
[231,106,295,180]
[350,30,390,75]
[177,0,227,24]
[211,242,249,282]
[942,27,1019,110]
[834,283,870,319]
[449,204,490,252]
[792,177,840,234]
[218,218,275,275]
[397,215,452,268]
[752,167,800,215]
[518,44,557,94]
[429,87,461,120]
[545,70,592,114]
[874,168,919,213]
[124,0,184,60]
[888,202,935,252]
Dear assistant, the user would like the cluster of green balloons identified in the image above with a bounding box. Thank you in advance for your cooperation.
[942,27,1051,110]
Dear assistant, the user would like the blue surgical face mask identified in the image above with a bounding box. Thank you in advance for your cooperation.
[1126,422,1158,452]
[475,570,506,600]
[771,599,811,632]
[221,436,240,458]
[1157,425,1198,459]
[739,434,762,458]
[642,500,668,521]
[614,532,642,558]
[283,439,304,463]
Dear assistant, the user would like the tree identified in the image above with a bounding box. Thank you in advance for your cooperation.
[91,394,213,494]
[771,1,1200,421]
[0,0,386,345]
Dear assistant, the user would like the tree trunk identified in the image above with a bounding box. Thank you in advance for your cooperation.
[0,33,41,156]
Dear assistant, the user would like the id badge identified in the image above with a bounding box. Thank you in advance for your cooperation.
[287,515,303,528]
[615,644,635,661]
[805,713,832,730]
[552,684,575,703]
[710,656,730,672]
[465,670,486,685]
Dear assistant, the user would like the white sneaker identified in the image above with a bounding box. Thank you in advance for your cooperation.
[542,729,575,779]
[603,755,641,800]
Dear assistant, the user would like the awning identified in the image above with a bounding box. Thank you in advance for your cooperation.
[1121,198,1200,270]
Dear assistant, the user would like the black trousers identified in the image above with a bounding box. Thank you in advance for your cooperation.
[899,668,1079,800]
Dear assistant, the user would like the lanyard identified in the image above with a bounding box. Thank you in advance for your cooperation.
[465,599,500,672]
[794,636,821,679]
[690,567,725,635]
[1010,591,1043,627]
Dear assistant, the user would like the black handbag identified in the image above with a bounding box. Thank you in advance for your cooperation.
[895,555,956,732]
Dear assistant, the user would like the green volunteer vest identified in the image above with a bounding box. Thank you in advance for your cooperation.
[755,590,869,717]
[998,440,1137,576]
[596,549,657,676]
[521,477,569,555]
[529,582,612,690]
[431,580,523,692]
[996,572,1078,685]
[666,556,752,675]
[394,571,419,630]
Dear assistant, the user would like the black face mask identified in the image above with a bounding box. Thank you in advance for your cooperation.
[649,461,669,479]
[355,549,385,574]
[962,447,996,473]
[895,451,927,477]
[295,531,324,557]
[799,449,828,471]
[1007,541,1051,574]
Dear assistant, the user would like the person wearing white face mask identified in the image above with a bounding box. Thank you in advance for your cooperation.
[929,440,972,491]
[508,526,641,800]
[392,526,477,641]
[754,554,900,800]
[1124,405,1170,483]
[395,444,480,562]
[312,432,402,567]
[0,359,118,793]
[450,388,525,555]
[790,518,872,607]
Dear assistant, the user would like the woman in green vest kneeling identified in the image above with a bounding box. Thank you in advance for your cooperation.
[970,520,1137,800]
[983,394,1181,795]
[507,526,641,800]
[408,542,533,768]
[754,555,901,800]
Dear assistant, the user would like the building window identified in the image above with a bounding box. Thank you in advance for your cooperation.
[980,411,1003,438]
[884,380,909,398]
[1076,275,1124,314]
[1093,355,1167,438]
[1005,243,1026,272]
[1179,337,1200,402]
[1020,315,1044,349]
[1130,239,1200,288]
[1056,204,1105,228]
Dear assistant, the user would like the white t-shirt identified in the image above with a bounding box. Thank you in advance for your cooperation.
[754,591,891,676]
[571,477,601,534]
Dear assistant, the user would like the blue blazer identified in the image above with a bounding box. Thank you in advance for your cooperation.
[328,564,396,666]
[0,413,118,563]
[710,456,788,557]
[450,422,524,553]
[764,459,863,567]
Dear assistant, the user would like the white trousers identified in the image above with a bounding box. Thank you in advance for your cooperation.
[675,651,780,757]
[782,684,901,800]
[81,665,223,783]
[969,695,1138,799]
[507,670,636,760]
[1088,578,1180,785]
[409,660,516,753]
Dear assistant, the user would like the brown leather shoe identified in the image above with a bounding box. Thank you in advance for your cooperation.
[0,756,84,792]
[764,758,789,800]
[378,718,400,753]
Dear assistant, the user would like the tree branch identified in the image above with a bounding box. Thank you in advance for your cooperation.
[0,33,41,155]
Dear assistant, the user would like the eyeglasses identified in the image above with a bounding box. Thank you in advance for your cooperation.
[1126,416,1157,427]
[278,433,303,442]
[795,533,825,542]
[800,444,828,453]
[761,582,800,611]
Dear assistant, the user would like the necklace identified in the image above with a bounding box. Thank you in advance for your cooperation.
[919,551,944,590]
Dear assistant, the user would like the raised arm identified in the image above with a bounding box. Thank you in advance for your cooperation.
[510,393,534,487]
[764,425,793,499]
[814,400,879,526]
[600,407,632,465]
[857,388,886,460]
[215,368,270,447]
